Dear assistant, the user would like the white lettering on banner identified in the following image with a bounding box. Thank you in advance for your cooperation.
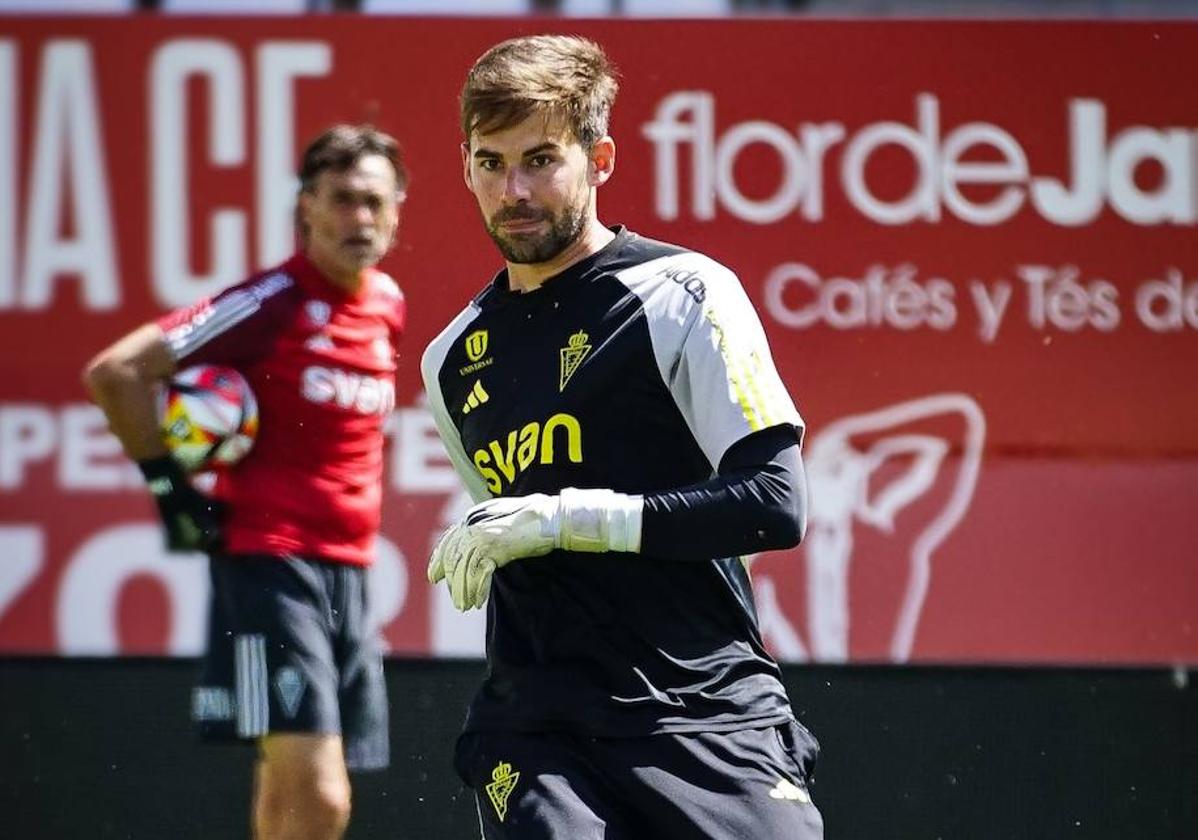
[49,524,409,656]
[0,527,43,622]
[256,43,332,266]
[0,404,141,490]
[0,42,14,308]
[1,38,331,310]
[1017,264,1121,332]
[57,524,209,655]
[300,366,396,416]
[151,40,331,305]
[20,41,118,310]
[1107,126,1197,223]
[0,399,456,492]
[798,122,846,222]
[840,94,942,225]
[716,121,807,224]
[385,396,462,492]
[1135,268,1198,331]
[970,281,1014,344]
[366,536,408,652]
[644,92,1198,227]
[940,122,1029,226]
[764,262,958,331]
[59,405,132,489]
[151,40,247,307]
[762,262,1198,341]
[0,405,56,488]
[1030,100,1104,226]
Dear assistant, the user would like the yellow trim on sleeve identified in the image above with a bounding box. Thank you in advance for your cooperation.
[702,305,767,432]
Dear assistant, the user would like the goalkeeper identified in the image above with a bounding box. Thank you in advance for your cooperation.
[423,35,823,840]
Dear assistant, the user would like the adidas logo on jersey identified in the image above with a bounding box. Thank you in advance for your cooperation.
[305,333,336,352]
[462,380,489,415]
[768,778,811,804]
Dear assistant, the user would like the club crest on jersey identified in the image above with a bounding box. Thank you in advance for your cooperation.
[559,330,592,391]
[305,300,331,327]
[485,761,520,822]
[459,329,494,375]
[465,330,489,362]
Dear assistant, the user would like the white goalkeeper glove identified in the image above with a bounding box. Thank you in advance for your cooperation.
[427,488,643,611]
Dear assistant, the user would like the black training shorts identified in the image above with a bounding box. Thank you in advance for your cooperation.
[455,721,823,839]
[192,553,389,771]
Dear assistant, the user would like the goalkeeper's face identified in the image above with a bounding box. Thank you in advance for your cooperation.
[300,154,403,285]
[463,114,609,265]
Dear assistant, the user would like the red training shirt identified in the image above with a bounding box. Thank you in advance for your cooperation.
[157,253,405,566]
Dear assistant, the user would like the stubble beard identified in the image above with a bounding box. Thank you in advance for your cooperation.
[485,197,588,265]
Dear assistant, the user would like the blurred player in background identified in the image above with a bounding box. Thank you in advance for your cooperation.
[83,124,407,840]
[423,36,823,839]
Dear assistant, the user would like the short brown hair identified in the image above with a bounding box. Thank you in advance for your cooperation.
[298,124,408,195]
[460,35,618,148]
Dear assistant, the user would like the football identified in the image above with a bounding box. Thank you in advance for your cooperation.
[159,364,259,472]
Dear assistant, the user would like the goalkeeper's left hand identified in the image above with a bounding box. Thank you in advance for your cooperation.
[428,488,643,611]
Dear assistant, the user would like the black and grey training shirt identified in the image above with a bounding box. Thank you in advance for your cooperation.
[421,226,806,737]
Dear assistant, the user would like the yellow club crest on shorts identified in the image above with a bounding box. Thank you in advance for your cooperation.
[465,329,489,362]
[559,330,592,392]
[485,760,520,821]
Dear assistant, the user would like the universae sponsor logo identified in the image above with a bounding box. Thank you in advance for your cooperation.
[644,92,1198,227]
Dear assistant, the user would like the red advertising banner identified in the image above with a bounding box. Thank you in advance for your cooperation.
[1,18,1195,663]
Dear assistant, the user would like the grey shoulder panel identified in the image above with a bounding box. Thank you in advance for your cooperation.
[613,251,803,470]
[421,304,494,504]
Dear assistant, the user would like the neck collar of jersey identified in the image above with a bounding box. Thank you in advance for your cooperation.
[288,251,372,301]
[491,225,630,301]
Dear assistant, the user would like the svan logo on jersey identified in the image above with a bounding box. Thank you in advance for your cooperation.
[301,366,395,416]
[473,413,583,493]
[645,92,1198,227]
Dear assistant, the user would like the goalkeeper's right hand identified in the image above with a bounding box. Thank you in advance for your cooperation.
[428,489,643,611]
[138,455,224,554]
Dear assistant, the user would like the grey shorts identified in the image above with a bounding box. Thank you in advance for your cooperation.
[454,721,823,839]
[192,553,389,771]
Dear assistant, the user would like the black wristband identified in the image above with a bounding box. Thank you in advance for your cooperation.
[137,454,188,493]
